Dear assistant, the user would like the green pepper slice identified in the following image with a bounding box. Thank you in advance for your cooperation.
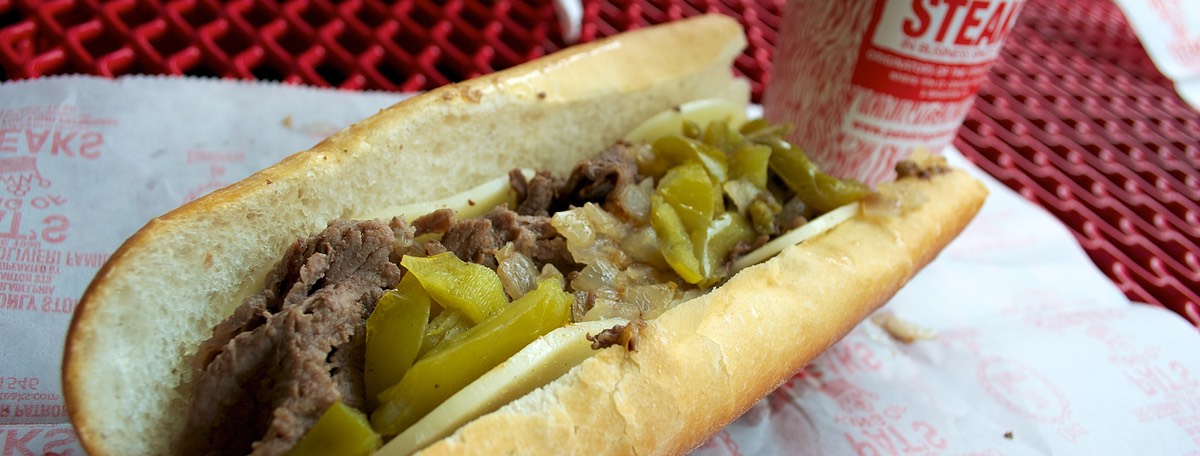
[738,118,786,137]
[650,194,704,284]
[748,199,779,236]
[656,161,718,235]
[370,279,572,436]
[419,308,472,358]
[729,143,772,189]
[759,136,873,213]
[285,401,380,456]
[692,212,755,286]
[401,253,508,325]
[364,274,431,406]
[701,118,745,154]
[681,120,702,139]
[652,136,728,183]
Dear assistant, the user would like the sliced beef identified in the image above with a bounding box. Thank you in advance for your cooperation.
[779,196,810,231]
[508,168,528,202]
[555,143,638,212]
[423,239,449,256]
[512,143,639,217]
[440,206,573,272]
[514,171,560,217]
[412,208,457,236]
[571,290,595,323]
[485,208,573,270]
[727,234,770,269]
[439,217,495,265]
[388,216,422,261]
[181,220,403,456]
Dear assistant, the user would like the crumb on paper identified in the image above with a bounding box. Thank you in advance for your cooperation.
[1004,431,1014,440]
[282,115,293,128]
[871,312,937,344]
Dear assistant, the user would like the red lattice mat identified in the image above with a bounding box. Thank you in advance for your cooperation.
[2,0,1197,326]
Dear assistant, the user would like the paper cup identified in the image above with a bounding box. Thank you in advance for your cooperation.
[764,0,1026,186]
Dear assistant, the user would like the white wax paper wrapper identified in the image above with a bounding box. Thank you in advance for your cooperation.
[1111,0,1200,110]
[1,76,1197,455]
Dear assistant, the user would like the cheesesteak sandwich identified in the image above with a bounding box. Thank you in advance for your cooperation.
[63,14,987,456]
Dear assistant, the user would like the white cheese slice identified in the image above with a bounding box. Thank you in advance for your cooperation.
[623,98,747,143]
[364,169,535,221]
[731,202,860,272]
[377,319,627,456]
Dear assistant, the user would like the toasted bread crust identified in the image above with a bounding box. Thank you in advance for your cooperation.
[64,15,748,456]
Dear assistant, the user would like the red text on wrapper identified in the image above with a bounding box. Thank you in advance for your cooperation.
[0,210,69,244]
[823,341,884,377]
[184,149,247,203]
[1089,323,1200,397]
[1125,361,1199,397]
[809,339,948,456]
[0,130,103,160]
[978,357,1070,423]
[1000,288,1126,331]
[0,236,102,314]
[842,421,946,456]
[0,377,39,393]
[0,404,67,418]
[1093,321,1200,445]
[1,427,77,456]
[835,402,947,456]
[1097,336,1160,366]
[977,357,1093,442]
[0,106,125,320]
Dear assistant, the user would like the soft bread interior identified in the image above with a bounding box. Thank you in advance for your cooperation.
[415,167,987,455]
[63,15,749,456]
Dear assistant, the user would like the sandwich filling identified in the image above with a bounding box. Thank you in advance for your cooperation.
[180,105,896,455]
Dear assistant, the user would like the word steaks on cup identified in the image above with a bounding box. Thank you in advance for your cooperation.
[766,0,1025,186]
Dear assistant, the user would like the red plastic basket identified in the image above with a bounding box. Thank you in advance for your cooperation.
[1,0,1196,326]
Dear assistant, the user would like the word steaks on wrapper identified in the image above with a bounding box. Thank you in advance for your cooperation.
[0,106,115,315]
